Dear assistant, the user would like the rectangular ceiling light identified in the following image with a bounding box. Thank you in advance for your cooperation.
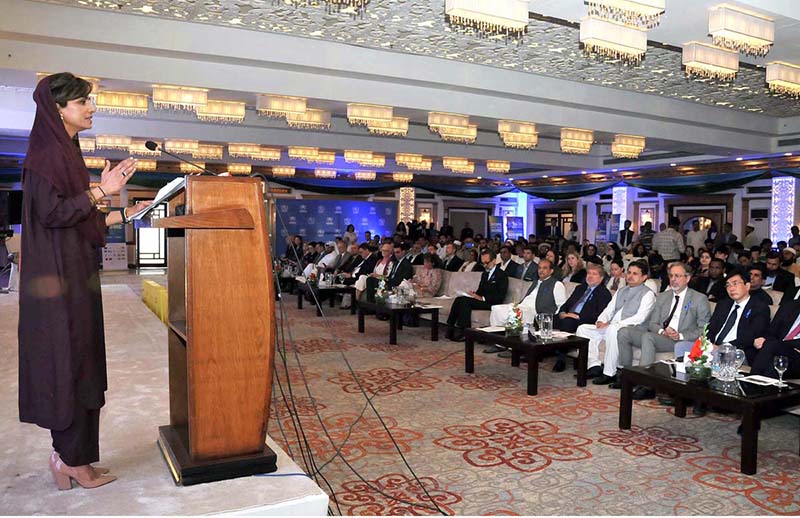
[196,99,246,123]
[129,139,161,157]
[256,94,307,118]
[192,144,224,160]
[288,146,320,161]
[498,120,538,149]
[708,3,774,57]
[611,134,646,158]
[95,134,132,150]
[367,117,409,137]
[585,0,665,29]
[682,41,739,80]
[347,103,393,126]
[560,128,594,154]
[227,163,252,175]
[164,139,200,154]
[766,61,800,97]
[135,159,158,172]
[580,15,648,64]
[285,108,331,130]
[392,173,414,182]
[444,0,529,38]
[255,147,282,161]
[94,91,149,116]
[152,84,208,111]
[181,161,205,174]
[314,169,338,179]
[79,138,96,154]
[486,160,511,173]
[228,142,262,158]
[83,157,106,169]
[272,166,296,177]
[354,171,377,181]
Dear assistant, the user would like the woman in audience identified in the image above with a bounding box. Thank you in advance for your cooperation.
[284,234,303,263]
[561,252,587,284]
[684,245,698,271]
[602,243,621,274]
[605,258,626,292]
[395,221,407,237]
[458,249,484,272]
[412,254,443,297]
[343,224,357,245]
[565,221,580,243]
[582,243,599,263]
[694,248,712,278]
[625,242,647,263]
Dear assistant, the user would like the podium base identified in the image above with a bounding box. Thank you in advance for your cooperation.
[158,425,278,486]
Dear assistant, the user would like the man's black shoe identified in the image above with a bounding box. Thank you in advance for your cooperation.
[632,386,656,400]
[657,395,674,406]
[498,350,512,359]
[586,365,603,379]
[553,358,566,372]
[609,380,621,389]
[692,401,707,417]
[593,373,617,385]
[483,345,506,354]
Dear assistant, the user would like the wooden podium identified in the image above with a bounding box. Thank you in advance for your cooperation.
[154,176,278,485]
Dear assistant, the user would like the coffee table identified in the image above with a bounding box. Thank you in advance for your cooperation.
[355,300,439,345]
[618,363,800,475]
[297,283,356,316]
[464,328,589,396]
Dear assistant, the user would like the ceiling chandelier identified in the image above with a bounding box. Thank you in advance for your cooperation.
[288,146,322,162]
[135,160,158,172]
[228,164,252,175]
[682,41,739,80]
[580,16,648,64]
[315,150,337,164]
[367,117,409,137]
[255,147,282,161]
[286,108,332,130]
[585,0,665,30]
[193,144,224,160]
[256,94,307,118]
[164,139,200,155]
[129,139,161,157]
[347,103,393,126]
[486,160,511,173]
[314,169,338,179]
[181,161,205,174]
[152,84,208,111]
[428,112,477,143]
[196,100,246,123]
[767,61,800,97]
[272,166,296,177]
[708,4,774,57]
[228,142,262,159]
[443,157,475,174]
[96,134,132,151]
[344,150,386,167]
[444,0,529,40]
[611,134,646,159]
[498,120,538,149]
[83,157,106,169]
[354,171,377,181]
[392,173,414,182]
[395,153,433,171]
[560,128,594,154]
[79,138,95,154]
[94,91,149,116]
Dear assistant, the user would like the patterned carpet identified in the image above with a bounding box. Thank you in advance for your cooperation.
[270,294,800,515]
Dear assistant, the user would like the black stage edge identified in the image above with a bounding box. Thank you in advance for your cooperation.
[157,425,278,486]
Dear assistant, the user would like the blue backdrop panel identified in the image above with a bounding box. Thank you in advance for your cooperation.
[274,199,397,256]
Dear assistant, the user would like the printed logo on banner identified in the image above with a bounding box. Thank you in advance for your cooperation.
[335,227,342,234]
[307,216,315,225]
[288,216,297,225]
[299,204,307,214]
[335,205,342,214]
[280,229,288,237]
[299,228,307,236]
[318,205,325,214]
[326,217,334,227]
[316,228,325,237]
[280,205,289,213]
[344,218,352,226]
[378,218,385,226]
[352,207,359,215]
[361,217,369,227]
[385,208,392,215]
[369,206,377,215]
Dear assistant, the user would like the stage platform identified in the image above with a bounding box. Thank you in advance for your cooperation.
[0,285,328,515]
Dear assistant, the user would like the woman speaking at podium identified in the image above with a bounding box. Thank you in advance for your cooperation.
[18,73,152,490]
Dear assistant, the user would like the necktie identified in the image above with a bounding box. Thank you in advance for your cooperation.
[551,227,556,236]
[611,277,620,291]
[662,295,680,329]
[785,318,800,340]
[715,304,740,344]
[571,287,594,314]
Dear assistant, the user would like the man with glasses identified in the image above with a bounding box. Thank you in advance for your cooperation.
[616,263,711,399]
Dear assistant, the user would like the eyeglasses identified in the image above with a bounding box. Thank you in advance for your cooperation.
[725,280,745,288]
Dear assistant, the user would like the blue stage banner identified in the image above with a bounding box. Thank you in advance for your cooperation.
[488,216,504,240]
[505,216,524,240]
[274,199,397,256]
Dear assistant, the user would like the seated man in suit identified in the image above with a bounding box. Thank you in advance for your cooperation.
[751,299,800,379]
[497,246,521,278]
[552,263,612,372]
[764,251,795,292]
[385,242,414,289]
[441,243,464,272]
[485,259,566,354]
[577,260,656,383]
[617,262,711,399]
[689,258,728,302]
[341,243,377,286]
[446,250,508,342]
[747,263,774,308]
[516,246,538,281]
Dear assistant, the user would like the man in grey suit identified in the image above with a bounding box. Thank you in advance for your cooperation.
[616,262,711,399]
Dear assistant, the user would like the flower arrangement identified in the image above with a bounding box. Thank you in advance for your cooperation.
[505,304,523,336]
[375,277,388,303]
[686,324,713,381]
[396,280,417,306]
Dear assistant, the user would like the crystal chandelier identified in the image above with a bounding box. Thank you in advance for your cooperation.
[228,143,262,159]
[347,103,393,126]
[367,117,409,137]
[315,150,337,165]
[443,157,475,174]
[256,94,307,118]
[193,144,224,160]
[288,146,321,162]
[682,41,739,80]
[181,161,205,174]
[392,173,414,182]
[84,157,106,169]
[129,140,161,157]
[94,91,149,116]
[428,112,478,144]
[164,139,200,155]
[79,138,95,153]
[486,160,510,173]
[152,85,208,111]
[324,0,369,14]
[611,134,646,159]
[708,4,774,57]
[395,153,433,171]
[272,166,296,177]
[314,169,337,179]
[498,120,538,149]
[196,100,246,123]
[444,0,529,39]
[96,134,132,150]
[344,150,385,168]
[135,159,158,172]
[580,16,648,64]
[255,147,282,161]
[227,163,252,175]
[560,128,594,154]
[585,0,665,30]
[767,62,800,97]
[286,108,331,130]
[354,171,377,181]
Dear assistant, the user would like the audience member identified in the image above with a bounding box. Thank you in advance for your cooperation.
[561,253,587,284]
[764,251,795,292]
[606,258,626,293]
[446,251,508,342]
[690,258,728,302]
[458,249,484,272]
[686,220,707,253]
[411,254,443,298]
[618,219,635,250]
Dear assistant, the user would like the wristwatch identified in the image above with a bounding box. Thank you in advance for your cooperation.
[118,207,129,224]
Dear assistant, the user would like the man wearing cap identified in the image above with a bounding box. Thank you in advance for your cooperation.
[303,241,338,277]
[781,247,800,278]
[742,223,761,249]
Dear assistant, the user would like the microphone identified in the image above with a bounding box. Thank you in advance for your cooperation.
[145,140,217,176]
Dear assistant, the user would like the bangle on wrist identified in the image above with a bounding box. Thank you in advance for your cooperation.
[86,189,98,206]
[118,207,128,224]
[97,186,107,197]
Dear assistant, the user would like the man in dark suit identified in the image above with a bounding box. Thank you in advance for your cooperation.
[544,217,562,240]
[747,263,774,308]
[460,222,474,242]
[386,242,414,289]
[764,251,795,292]
[341,244,377,286]
[552,263,612,371]
[497,246,520,278]
[441,243,464,272]
[689,258,728,302]
[618,220,635,250]
[439,218,454,239]
[751,300,800,379]
[516,246,538,281]
[446,251,508,342]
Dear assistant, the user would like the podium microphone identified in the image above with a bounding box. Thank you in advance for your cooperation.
[145,140,217,176]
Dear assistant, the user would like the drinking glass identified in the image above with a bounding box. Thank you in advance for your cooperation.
[540,313,553,340]
[734,349,746,377]
[774,355,789,388]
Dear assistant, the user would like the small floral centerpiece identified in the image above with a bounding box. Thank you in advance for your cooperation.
[686,324,713,382]
[505,304,523,336]
[396,280,417,306]
[375,277,388,303]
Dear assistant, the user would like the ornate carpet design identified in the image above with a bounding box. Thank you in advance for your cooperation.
[269,301,800,515]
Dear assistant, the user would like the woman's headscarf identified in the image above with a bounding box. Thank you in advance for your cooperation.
[23,75,105,247]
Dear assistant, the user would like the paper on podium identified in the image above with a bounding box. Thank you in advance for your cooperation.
[130,177,186,220]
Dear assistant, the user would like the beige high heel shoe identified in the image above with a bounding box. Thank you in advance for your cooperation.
[49,453,110,475]
[49,452,117,490]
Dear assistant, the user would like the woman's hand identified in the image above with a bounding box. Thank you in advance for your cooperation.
[127,200,153,219]
[99,158,138,196]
